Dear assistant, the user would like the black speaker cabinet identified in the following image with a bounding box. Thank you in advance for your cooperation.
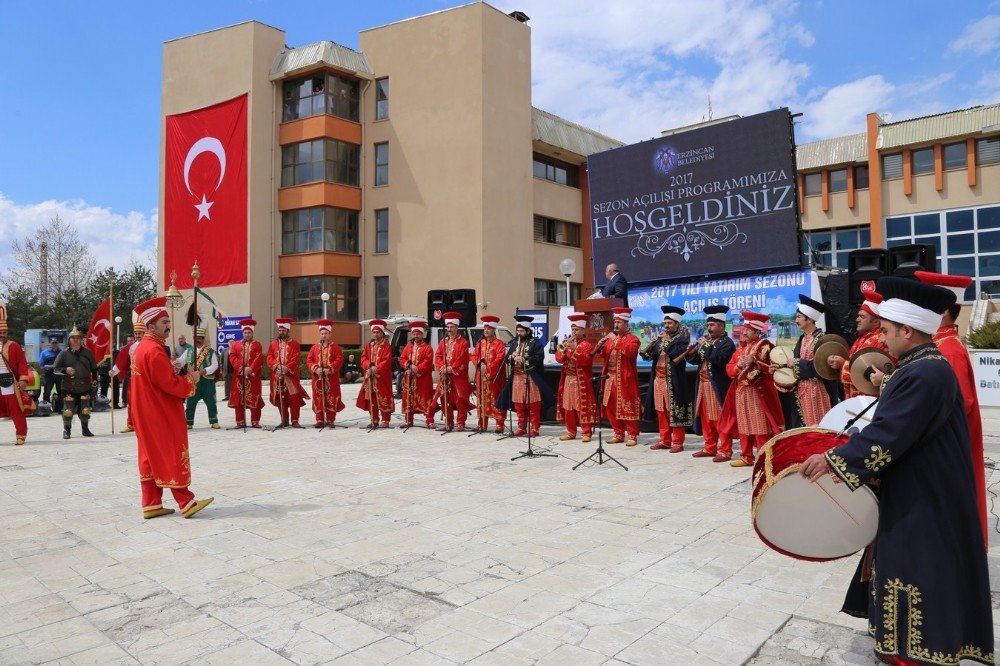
[847,248,888,306]
[889,244,936,278]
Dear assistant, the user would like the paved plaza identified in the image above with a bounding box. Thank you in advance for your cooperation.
[1,382,998,665]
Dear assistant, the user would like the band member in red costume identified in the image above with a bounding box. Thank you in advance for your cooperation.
[306,319,344,428]
[0,305,32,445]
[400,320,436,429]
[267,318,306,427]
[826,281,892,399]
[434,312,474,432]
[591,307,642,446]
[229,319,264,428]
[357,319,395,428]
[470,315,507,433]
[556,313,596,442]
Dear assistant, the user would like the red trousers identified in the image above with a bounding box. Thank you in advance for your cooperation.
[1,394,27,438]
[235,407,262,426]
[697,403,732,457]
[738,433,769,462]
[141,478,195,512]
[441,402,467,428]
[563,410,592,437]
[514,402,541,433]
[316,409,338,425]
[606,413,640,439]
[277,404,301,425]
[368,410,392,427]
[656,411,686,446]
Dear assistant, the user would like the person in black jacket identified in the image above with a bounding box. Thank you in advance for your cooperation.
[686,305,736,462]
[52,326,99,439]
[599,264,629,306]
[641,305,692,451]
[495,316,555,436]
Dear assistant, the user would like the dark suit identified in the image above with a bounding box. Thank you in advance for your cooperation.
[600,272,629,306]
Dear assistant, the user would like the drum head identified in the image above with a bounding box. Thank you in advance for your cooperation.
[755,473,878,561]
[769,345,793,366]
[813,340,849,381]
[819,395,877,433]
[773,367,797,392]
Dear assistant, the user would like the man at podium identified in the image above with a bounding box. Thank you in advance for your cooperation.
[588,263,629,306]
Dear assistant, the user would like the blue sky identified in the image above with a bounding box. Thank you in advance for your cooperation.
[0,0,996,271]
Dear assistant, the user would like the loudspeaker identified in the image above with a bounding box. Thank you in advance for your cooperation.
[426,289,478,328]
[427,290,449,327]
[889,244,936,278]
[819,272,856,342]
[847,248,888,306]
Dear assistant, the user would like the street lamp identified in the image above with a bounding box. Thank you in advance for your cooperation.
[559,258,577,307]
[321,291,330,320]
[114,316,122,349]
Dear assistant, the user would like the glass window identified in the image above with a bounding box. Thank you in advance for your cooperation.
[979,206,1000,230]
[914,235,941,260]
[946,209,974,232]
[837,228,860,250]
[828,169,847,193]
[885,216,911,238]
[912,147,934,175]
[534,279,581,306]
[282,72,359,122]
[913,213,939,235]
[803,172,821,196]
[374,142,389,186]
[977,137,1000,164]
[532,153,579,188]
[375,77,389,120]
[882,153,903,178]
[978,279,999,298]
[943,142,966,170]
[948,256,975,277]
[886,238,911,249]
[947,233,975,255]
[979,231,1000,253]
[281,138,359,187]
[533,215,581,247]
[979,255,1000,277]
[281,276,358,322]
[810,231,832,253]
[854,165,869,189]
[374,276,389,318]
[860,227,871,247]
[374,208,389,254]
[281,207,358,254]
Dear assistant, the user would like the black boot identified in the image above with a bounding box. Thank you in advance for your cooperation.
[63,427,71,440]
[81,423,94,437]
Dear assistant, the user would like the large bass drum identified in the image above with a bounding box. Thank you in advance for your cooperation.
[819,395,877,433]
[752,427,878,561]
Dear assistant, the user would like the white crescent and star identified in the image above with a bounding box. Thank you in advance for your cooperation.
[88,319,112,347]
[183,137,227,222]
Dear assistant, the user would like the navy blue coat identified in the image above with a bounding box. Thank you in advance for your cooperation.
[495,336,555,412]
[686,334,735,435]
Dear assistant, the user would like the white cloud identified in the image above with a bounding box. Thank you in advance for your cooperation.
[948,14,1000,55]
[800,75,895,138]
[0,193,157,274]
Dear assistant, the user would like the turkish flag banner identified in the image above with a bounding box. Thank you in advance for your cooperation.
[165,94,248,288]
[86,297,113,363]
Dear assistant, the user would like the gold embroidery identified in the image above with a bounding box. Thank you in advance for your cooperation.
[864,445,892,472]
[824,450,861,489]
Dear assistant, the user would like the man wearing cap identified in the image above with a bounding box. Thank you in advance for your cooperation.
[267,318,306,427]
[915,270,987,548]
[686,305,736,462]
[228,319,264,428]
[129,297,212,519]
[307,320,345,428]
[801,277,993,666]
[184,326,220,430]
[39,337,61,405]
[591,307,642,445]
[642,305,693,451]
[498,315,555,437]
[778,294,838,428]
[400,320,436,429]
[471,315,507,433]
[0,305,32,445]
[719,312,784,467]
[434,312,474,432]
[53,325,99,439]
[827,282,891,399]
[555,314,596,442]
[357,319,395,428]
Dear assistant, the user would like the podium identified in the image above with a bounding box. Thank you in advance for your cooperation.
[572,298,624,347]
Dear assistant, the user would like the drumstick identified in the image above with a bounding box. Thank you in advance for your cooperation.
[845,410,873,423]
[812,479,860,526]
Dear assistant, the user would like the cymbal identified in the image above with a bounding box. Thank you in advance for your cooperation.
[813,333,848,354]
[849,347,895,396]
[814,339,850,381]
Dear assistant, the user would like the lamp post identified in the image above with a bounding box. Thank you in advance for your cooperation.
[559,258,577,307]
[114,316,122,349]
[321,292,330,320]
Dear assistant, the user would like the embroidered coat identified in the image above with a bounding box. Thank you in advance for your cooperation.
[267,338,306,408]
[227,339,264,410]
[784,329,839,428]
[356,338,395,413]
[641,331,693,426]
[434,336,475,410]
[496,336,556,413]
[555,338,596,424]
[471,337,507,420]
[0,340,34,416]
[823,343,993,666]
[400,340,435,417]
[718,338,784,438]
[687,334,735,434]
[306,342,345,416]
[592,333,641,421]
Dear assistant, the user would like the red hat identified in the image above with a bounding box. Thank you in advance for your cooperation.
[275,317,293,330]
[369,319,388,334]
[317,319,333,332]
[408,320,427,334]
[136,296,169,327]
[914,270,972,300]
[480,315,500,329]
[567,313,588,328]
[859,281,883,317]
[239,318,257,331]
[741,310,770,332]
[611,307,632,322]
[442,311,461,326]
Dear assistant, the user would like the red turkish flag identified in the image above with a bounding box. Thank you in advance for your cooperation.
[86,297,113,363]
[164,94,247,288]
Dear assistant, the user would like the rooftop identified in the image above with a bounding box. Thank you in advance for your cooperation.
[532,107,624,160]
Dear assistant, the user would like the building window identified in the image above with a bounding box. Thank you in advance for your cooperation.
[281,276,358,322]
[803,172,822,196]
[533,215,581,247]
[375,77,389,120]
[943,142,966,170]
[828,168,847,193]
[978,137,1000,165]
[911,147,934,175]
[534,279,582,306]
[532,153,579,188]
[800,225,871,268]
[282,72,359,123]
[281,138,360,187]
[281,207,359,254]
[374,277,389,318]
[374,208,389,254]
[374,142,389,186]
[854,165,869,190]
[882,153,903,179]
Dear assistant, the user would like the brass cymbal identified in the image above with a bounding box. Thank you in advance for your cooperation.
[814,339,850,381]
[849,347,895,396]
[813,333,848,354]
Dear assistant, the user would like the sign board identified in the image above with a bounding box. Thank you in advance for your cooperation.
[971,351,1000,407]
[588,108,800,284]
[216,315,250,354]
[515,309,549,345]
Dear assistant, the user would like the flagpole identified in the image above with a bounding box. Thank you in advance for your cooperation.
[191,261,200,363]
[109,274,115,435]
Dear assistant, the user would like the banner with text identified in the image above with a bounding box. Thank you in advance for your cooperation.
[587,108,800,284]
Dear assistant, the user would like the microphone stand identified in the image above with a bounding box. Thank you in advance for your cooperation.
[496,343,521,442]
[511,353,556,461]
[574,362,628,472]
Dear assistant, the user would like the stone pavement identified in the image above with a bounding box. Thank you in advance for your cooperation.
[1,382,998,665]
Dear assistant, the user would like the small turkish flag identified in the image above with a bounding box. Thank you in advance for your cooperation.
[164,94,248,288]
[86,297,113,363]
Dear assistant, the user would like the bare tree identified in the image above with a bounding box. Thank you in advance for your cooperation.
[1,215,97,306]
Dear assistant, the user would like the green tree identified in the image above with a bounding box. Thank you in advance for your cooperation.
[83,263,156,336]
[1,285,47,343]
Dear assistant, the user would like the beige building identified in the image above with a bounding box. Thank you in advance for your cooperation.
[159,3,621,347]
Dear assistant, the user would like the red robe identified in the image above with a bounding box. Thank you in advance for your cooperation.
[556,339,596,424]
[0,340,34,417]
[840,328,892,398]
[400,340,435,417]
[434,336,475,409]
[227,339,264,409]
[130,333,197,488]
[356,338,395,413]
[306,342,345,415]
[470,337,507,421]
[934,324,987,546]
[267,339,307,408]
[113,345,132,379]
[718,338,784,438]
[593,333,641,421]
